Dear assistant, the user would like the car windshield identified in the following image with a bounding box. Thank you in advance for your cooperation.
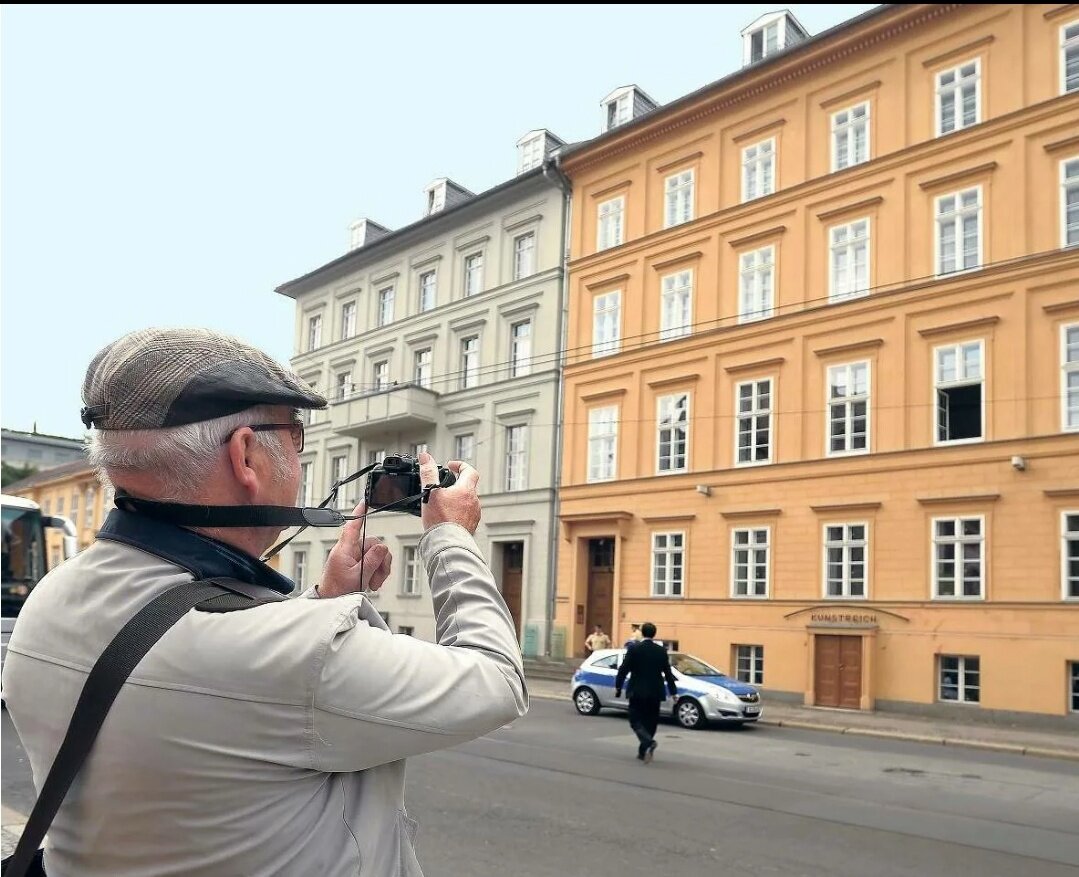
[670,653,724,677]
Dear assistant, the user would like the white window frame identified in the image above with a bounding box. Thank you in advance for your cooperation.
[413,348,432,388]
[735,378,773,467]
[822,522,869,599]
[335,370,352,402]
[935,58,981,136]
[664,169,695,229]
[931,515,985,600]
[1063,511,1079,601]
[935,187,983,276]
[597,196,625,250]
[741,138,776,203]
[660,269,693,341]
[651,531,685,597]
[419,271,437,312]
[455,433,475,464]
[938,655,980,704]
[341,301,357,340]
[292,550,307,588]
[735,645,764,685]
[69,491,79,528]
[505,425,527,492]
[831,102,870,172]
[373,359,389,392]
[1064,20,1079,94]
[826,361,870,456]
[656,393,690,474]
[587,406,619,483]
[1064,323,1079,432]
[934,339,985,446]
[510,320,532,378]
[460,335,480,390]
[402,546,423,596]
[829,218,870,302]
[518,135,544,173]
[377,286,395,327]
[592,290,621,357]
[513,232,536,281]
[1063,157,1079,249]
[731,527,771,599]
[307,314,322,352]
[606,93,632,129]
[298,462,312,507]
[330,454,349,508]
[464,252,484,297]
[738,245,775,323]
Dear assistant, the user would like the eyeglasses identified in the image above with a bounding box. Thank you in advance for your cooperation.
[222,422,305,454]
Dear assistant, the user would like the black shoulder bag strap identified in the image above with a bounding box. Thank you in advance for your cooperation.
[2,577,283,877]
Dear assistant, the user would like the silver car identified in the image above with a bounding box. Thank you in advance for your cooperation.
[570,648,762,729]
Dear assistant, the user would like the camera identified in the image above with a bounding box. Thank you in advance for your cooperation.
[365,454,456,517]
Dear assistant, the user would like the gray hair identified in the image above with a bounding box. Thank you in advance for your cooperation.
[88,404,293,501]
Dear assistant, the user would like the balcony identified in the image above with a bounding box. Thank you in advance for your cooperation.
[330,382,440,438]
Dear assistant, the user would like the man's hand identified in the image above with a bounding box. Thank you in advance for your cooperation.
[418,452,481,534]
[317,503,393,598]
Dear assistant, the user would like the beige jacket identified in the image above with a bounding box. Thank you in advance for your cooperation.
[2,522,527,876]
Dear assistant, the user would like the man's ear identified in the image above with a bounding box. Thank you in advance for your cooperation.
[225,429,260,498]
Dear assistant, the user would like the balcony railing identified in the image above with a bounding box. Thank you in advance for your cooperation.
[329,381,440,438]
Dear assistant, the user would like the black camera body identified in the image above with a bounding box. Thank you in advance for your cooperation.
[365,454,456,517]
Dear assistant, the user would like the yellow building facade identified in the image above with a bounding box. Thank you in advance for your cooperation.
[556,4,1079,718]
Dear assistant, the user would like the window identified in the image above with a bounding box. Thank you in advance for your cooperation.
[505,425,527,491]
[735,645,764,685]
[341,301,357,340]
[85,487,96,527]
[660,270,692,341]
[413,348,432,388]
[455,433,475,465]
[70,492,79,528]
[651,532,684,597]
[56,496,64,515]
[750,21,779,63]
[301,381,317,424]
[42,499,51,515]
[1063,158,1079,248]
[606,93,631,129]
[939,655,980,703]
[827,362,869,455]
[736,379,773,466]
[460,336,480,390]
[933,517,984,599]
[587,406,618,482]
[419,271,437,312]
[367,449,386,466]
[829,219,869,301]
[936,188,982,274]
[592,291,621,357]
[307,315,322,352]
[513,232,535,280]
[597,197,625,250]
[373,360,389,391]
[732,528,770,597]
[1064,20,1079,94]
[739,246,775,322]
[378,286,395,327]
[402,547,422,596]
[656,393,689,473]
[298,462,312,507]
[292,550,307,588]
[518,135,544,173]
[398,626,415,636]
[664,169,694,228]
[1064,512,1079,600]
[742,139,775,202]
[832,103,869,171]
[936,59,980,135]
[510,320,532,377]
[1065,324,1079,431]
[824,524,867,598]
[330,455,348,508]
[464,253,484,297]
[335,370,352,402]
[935,341,984,444]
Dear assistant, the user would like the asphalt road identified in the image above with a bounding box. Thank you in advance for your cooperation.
[4,700,1079,876]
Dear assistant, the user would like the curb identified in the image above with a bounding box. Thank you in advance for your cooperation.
[530,690,1079,763]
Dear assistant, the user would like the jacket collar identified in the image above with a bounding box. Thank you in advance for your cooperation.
[97,508,296,595]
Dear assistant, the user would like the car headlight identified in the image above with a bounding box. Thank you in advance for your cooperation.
[710,687,740,705]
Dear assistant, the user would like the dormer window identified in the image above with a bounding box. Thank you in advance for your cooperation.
[751,22,780,63]
[741,11,809,66]
[606,94,631,129]
[424,178,473,216]
[516,130,563,175]
[600,86,658,132]
[427,185,445,216]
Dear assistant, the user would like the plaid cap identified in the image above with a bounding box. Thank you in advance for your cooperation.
[81,327,327,430]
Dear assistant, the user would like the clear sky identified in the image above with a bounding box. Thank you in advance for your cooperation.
[1,4,877,438]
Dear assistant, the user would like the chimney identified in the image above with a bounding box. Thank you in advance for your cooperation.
[348,218,391,251]
[600,85,658,132]
[516,129,566,175]
[424,178,474,216]
[741,10,809,67]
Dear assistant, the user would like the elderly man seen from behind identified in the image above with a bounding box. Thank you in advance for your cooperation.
[1,327,527,877]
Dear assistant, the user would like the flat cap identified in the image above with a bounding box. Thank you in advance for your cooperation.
[81,327,327,430]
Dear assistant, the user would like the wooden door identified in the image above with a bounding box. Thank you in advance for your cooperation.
[814,635,862,709]
[585,538,615,653]
[500,542,523,638]
[838,636,863,709]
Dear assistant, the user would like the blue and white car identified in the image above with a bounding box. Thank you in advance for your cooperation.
[570,648,762,729]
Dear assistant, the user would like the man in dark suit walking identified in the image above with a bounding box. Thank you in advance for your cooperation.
[614,622,677,763]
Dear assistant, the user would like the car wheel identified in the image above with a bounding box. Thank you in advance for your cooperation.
[573,687,602,716]
[674,697,706,729]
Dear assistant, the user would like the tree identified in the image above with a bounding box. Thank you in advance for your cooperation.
[2,461,38,488]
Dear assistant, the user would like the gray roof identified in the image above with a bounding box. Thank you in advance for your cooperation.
[4,458,94,493]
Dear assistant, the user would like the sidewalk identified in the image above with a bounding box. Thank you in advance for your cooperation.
[529,677,1079,762]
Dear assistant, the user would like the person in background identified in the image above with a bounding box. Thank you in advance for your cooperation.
[584,624,611,654]
[623,622,643,650]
